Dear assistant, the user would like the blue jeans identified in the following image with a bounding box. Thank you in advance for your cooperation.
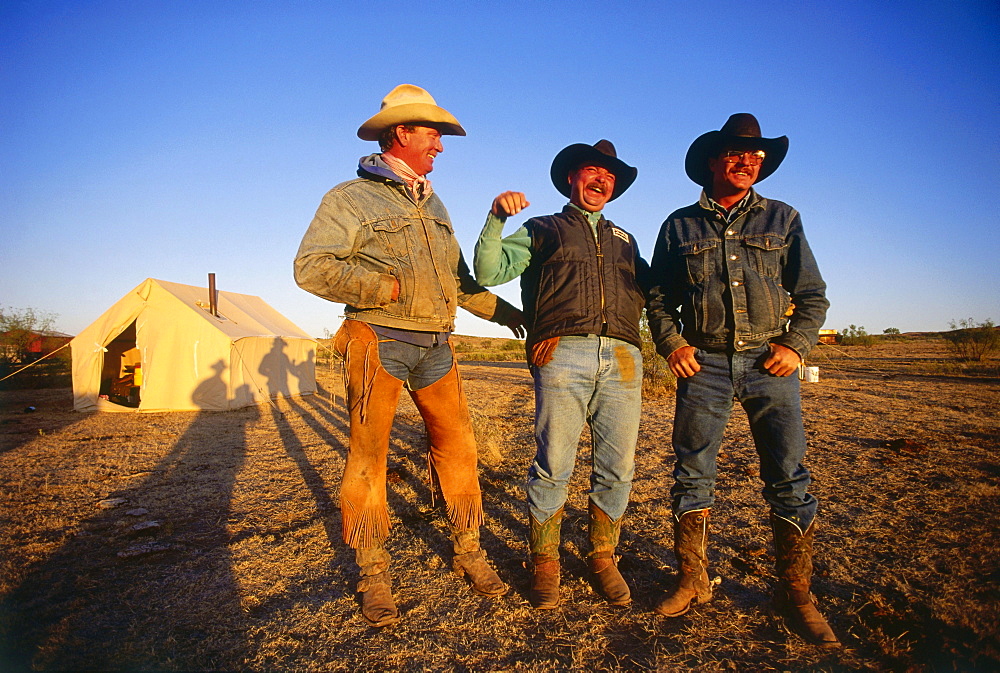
[671,344,817,530]
[377,339,453,390]
[527,335,643,524]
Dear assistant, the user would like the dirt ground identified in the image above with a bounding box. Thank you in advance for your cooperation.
[0,338,998,671]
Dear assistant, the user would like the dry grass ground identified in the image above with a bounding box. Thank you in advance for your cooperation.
[0,337,998,671]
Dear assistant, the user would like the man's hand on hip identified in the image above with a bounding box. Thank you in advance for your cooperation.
[530,337,559,367]
[668,346,700,378]
[491,191,530,217]
[763,342,801,377]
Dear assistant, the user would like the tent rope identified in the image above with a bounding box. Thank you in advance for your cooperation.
[0,342,71,383]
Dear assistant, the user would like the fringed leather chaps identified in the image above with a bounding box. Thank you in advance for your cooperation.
[334,320,403,549]
[408,355,484,532]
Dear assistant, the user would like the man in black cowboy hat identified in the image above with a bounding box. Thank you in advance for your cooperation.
[646,114,837,646]
[473,140,649,609]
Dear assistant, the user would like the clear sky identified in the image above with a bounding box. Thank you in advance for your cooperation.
[3,1,998,340]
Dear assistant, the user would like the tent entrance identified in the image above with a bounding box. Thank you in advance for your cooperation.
[99,321,141,408]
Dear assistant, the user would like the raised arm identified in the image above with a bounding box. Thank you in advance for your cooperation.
[473,191,533,287]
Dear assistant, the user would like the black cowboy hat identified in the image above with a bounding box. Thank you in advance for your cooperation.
[685,113,789,187]
[550,139,637,201]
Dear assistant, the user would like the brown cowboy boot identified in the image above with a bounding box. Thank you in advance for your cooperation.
[655,509,712,617]
[771,514,840,648]
[528,509,563,609]
[450,527,509,596]
[587,501,631,606]
[356,546,400,628]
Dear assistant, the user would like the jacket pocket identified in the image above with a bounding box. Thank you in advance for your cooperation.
[370,218,414,260]
[743,234,786,279]
[678,239,718,285]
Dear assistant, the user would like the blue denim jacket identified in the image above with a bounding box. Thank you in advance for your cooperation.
[647,189,828,358]
[294,154,516,332]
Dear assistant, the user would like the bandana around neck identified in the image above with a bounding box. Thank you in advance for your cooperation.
[381,153,433,201]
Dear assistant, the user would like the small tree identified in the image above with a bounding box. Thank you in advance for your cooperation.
[840,324,875,347]
[942,319,999,362]
[0,306,58,364]
[883,327,901,335]
[640,311,675,395]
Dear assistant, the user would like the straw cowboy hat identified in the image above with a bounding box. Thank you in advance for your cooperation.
[685,113,789,187]
[357,84,466,141]
[549,139,638,201]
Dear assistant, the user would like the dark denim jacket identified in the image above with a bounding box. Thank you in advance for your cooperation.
[647,189,828,358]
[294,154,516,332]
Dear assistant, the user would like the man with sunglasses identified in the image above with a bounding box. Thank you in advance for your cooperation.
[646,114,838,647]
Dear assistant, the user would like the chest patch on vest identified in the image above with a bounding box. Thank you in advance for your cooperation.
[610,227,630,243]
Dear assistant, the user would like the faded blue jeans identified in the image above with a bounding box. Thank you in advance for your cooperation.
[377,339,453,390]
[671,343,817,531]
[527,335,643,524]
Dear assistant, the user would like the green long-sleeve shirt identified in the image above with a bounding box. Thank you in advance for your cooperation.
[473,203,602,287]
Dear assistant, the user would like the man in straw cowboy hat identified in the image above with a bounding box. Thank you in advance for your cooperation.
[646,114,837,646]
[294,84,524,627]
[473,140,649,609]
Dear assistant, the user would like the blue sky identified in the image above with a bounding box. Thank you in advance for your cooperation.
[3,1,998,340]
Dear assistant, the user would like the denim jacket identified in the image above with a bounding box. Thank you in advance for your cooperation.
[647,189,828,358]
[294,154,517,332]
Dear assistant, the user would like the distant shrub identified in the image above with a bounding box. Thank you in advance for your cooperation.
[841,324,875,347]
[883,327,901,335]
[0,306,58,365]
[0,305,70,389]
[942,319,999,362]
[640,311,675,396]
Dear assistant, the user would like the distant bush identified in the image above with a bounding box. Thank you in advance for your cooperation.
[640,311,675,396]
[841,324,875,347]
[0,306,70,389]
[452,335,524,362]
[942,319,999,362]
[883,327,901,335]
[0,306,58,365]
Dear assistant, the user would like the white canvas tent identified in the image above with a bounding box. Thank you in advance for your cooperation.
[71,278,317,412]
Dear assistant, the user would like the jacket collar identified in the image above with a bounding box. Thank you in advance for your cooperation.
[566,202,604,227]
[698,188,767,215]
[357,153,405,184]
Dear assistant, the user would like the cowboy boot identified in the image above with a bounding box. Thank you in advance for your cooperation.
[528,509,563,609]
[450,526,509,596]
[356,546,400,628]
[587,501,631,606]
[771,514,840,648]
[655,509,712,617]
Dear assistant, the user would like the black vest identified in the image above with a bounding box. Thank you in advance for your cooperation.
[521,206,646,348]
